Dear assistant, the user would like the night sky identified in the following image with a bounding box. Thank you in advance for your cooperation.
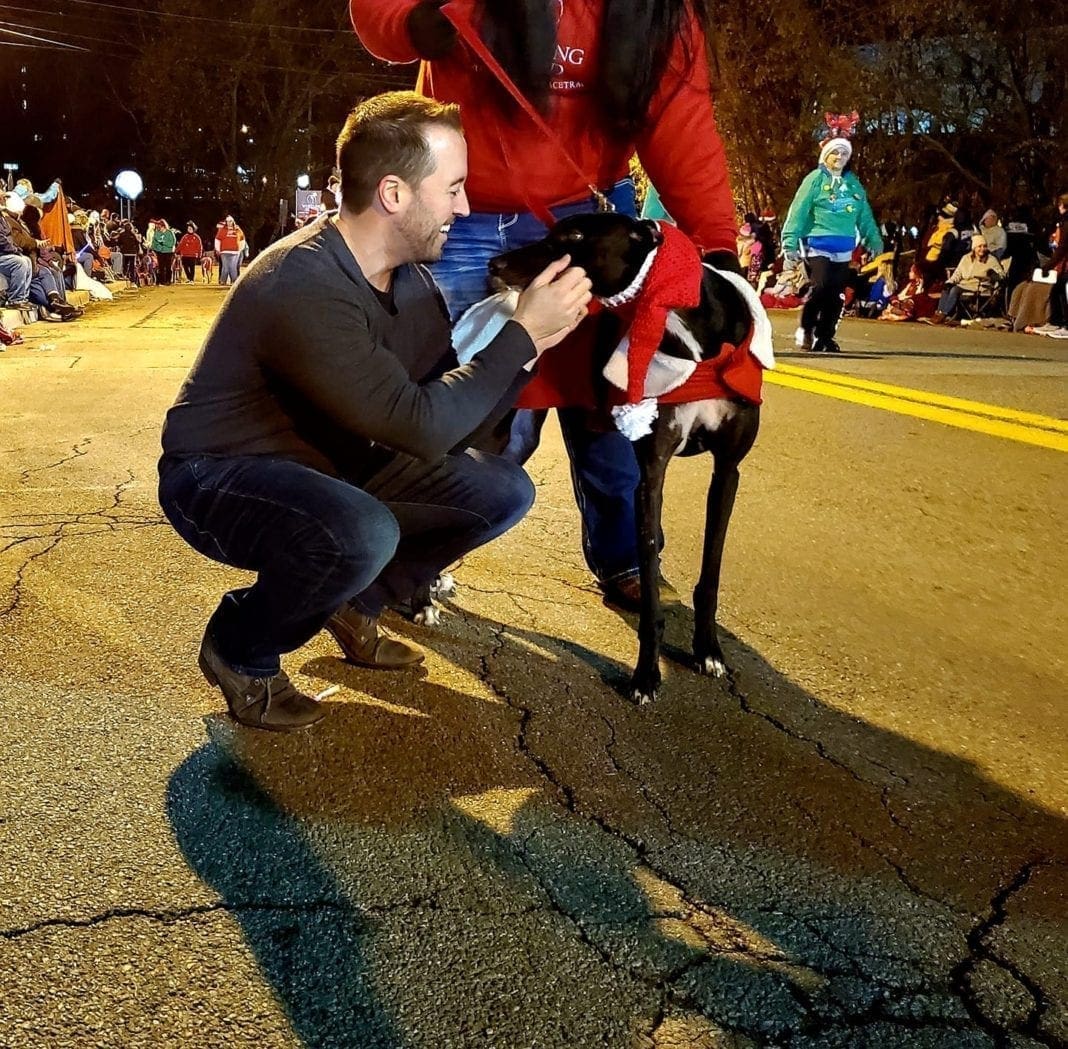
[2,1,412,227]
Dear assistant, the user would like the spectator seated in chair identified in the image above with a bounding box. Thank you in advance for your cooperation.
[922,234,1004,326]
[0,195,35,311]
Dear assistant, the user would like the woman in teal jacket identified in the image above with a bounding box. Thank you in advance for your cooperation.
[782,137,882,352]
[150,219,178,286]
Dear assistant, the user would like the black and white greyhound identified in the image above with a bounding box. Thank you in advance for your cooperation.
[447,211,774,704]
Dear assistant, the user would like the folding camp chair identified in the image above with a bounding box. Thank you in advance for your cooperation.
[958,262,1009,321]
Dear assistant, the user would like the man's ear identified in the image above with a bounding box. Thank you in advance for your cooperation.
[377,175,407,215]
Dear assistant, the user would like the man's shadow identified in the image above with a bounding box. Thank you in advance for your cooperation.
[167,598,1067,1045]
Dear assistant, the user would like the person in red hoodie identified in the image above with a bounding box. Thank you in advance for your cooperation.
[176,222,203,284]
[350,0,739,609]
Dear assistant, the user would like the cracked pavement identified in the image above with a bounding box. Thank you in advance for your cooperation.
[0,287,1065,1048]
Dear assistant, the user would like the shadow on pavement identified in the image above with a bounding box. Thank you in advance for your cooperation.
[167,598,1067,1046]
[166,743,400,1047]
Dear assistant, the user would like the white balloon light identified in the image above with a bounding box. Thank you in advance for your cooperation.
[114,170,144,201]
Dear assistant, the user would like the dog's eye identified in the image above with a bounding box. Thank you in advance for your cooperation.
[567,230,585,242]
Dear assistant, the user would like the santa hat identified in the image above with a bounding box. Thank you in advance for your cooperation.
[596,222,705,405]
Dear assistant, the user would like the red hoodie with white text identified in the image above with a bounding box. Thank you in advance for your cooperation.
[349,0,737,253]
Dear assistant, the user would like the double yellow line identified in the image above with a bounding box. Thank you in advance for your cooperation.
[766,364,1068,453]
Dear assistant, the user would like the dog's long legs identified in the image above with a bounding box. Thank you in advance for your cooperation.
[693,407,759,677]
[692,458,741,677]
[630,420,678,704]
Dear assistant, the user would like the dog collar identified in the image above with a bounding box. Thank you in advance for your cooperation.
[597,242,660,309]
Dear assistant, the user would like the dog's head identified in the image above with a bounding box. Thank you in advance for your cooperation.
[488,212,664,298]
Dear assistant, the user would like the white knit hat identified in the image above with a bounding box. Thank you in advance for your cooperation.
[819,138,853,167]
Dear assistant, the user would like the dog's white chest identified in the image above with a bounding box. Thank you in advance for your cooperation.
[669,399,739,447]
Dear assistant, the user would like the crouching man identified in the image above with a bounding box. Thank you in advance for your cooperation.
[158,92,591,731]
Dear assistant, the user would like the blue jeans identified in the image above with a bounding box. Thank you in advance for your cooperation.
[219,253,241,285]
[158,449,534,676]
[938,284,963,316]
[0,253,32,303]
[30,265,65,306]
[431,179,642,583]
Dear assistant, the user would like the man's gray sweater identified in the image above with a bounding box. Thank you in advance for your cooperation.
[160,217,534,482]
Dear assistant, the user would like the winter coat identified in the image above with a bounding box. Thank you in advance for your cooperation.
[151,228,177,254]
[781,167,882,259]
[177,233,203,258]
[946,252,1004,293]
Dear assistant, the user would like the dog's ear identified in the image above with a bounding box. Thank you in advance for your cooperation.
[631,219,663,247]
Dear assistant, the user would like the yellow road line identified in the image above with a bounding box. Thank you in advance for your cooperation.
[765,370,1068,453]
[775,363,1068,434]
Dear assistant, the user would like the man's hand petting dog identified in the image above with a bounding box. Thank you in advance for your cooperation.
[511,255,593,358]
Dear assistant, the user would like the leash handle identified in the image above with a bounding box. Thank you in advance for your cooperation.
[440,4,607,224]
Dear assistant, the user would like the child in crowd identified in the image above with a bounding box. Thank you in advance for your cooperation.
[880,265,938,322]
[138,250,158,286]
[760,259,809,310]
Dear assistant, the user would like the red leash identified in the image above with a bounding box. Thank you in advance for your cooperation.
[440,4,612,226]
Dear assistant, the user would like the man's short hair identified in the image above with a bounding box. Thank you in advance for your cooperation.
[336,91,462,213]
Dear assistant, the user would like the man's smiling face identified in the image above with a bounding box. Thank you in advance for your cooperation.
[399,125,470,263]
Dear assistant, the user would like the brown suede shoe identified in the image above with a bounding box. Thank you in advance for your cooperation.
[198,632,326,732]
[600,573,678,613]
[324,606,425,669]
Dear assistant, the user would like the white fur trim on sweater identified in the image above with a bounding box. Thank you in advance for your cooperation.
[611,399,659,440]
[702,265,776,369]
[602,332,697,399]
[597,243,659,309]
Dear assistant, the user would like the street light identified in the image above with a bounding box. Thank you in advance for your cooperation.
[114,169,143,221]
[296,173,311,190]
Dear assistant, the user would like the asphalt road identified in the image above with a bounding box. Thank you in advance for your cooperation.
[1,285,1065,1049]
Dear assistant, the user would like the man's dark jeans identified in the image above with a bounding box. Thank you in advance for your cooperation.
[158,450,534,676]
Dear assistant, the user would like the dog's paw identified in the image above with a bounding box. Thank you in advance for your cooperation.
[431,572,456,598]
[629,667,661,705]
[414,604,441,627]
[698,655,728,678]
